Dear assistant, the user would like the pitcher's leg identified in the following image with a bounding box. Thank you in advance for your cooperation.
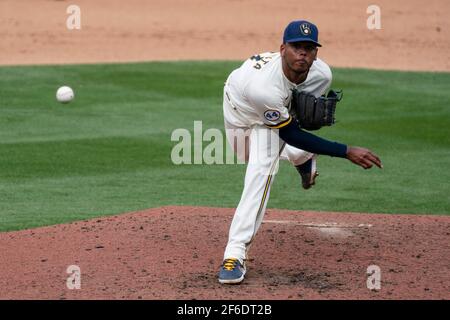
[280,144,318,189]
[224,126,284,262]
[280,144,314,166]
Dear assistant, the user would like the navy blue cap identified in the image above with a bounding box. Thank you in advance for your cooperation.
[283,20,321,47]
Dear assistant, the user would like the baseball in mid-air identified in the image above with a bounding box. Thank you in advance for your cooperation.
[56,86,74,103]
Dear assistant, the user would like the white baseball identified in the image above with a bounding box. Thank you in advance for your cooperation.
[56,86,74,103]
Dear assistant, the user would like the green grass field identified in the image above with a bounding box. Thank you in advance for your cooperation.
[1,62,449,231]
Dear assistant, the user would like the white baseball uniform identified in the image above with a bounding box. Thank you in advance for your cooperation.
[223,51,332,263]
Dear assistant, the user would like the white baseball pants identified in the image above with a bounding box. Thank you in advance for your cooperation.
[222,92,313,263]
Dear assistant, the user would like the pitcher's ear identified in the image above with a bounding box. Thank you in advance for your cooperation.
[280,43,286,56]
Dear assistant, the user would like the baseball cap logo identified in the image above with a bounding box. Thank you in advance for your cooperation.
[300,23,311,35]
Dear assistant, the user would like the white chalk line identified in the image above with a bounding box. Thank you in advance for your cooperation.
[262,220,373,229]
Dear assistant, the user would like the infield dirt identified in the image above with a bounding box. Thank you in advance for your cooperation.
[1,0,449,71]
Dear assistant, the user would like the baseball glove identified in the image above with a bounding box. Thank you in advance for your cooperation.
[290,89,343,131]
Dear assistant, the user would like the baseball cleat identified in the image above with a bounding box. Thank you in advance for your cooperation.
[295,156,318,190]
[218,258,246,284]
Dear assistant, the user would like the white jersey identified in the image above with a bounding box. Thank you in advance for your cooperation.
[224,52,332,129]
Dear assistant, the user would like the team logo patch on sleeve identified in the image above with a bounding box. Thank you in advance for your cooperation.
[264,110,281,121]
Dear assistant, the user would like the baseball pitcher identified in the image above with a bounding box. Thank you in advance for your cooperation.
[219,20,382,284]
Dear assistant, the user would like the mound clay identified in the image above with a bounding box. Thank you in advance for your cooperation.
[0,207,449,299]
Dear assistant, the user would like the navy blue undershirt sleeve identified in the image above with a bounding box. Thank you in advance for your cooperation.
[278,120,348,158]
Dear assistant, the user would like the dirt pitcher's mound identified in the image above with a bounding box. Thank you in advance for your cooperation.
[0,206,449,300]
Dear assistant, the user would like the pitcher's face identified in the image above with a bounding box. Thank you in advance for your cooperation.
[281,41,318,74]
